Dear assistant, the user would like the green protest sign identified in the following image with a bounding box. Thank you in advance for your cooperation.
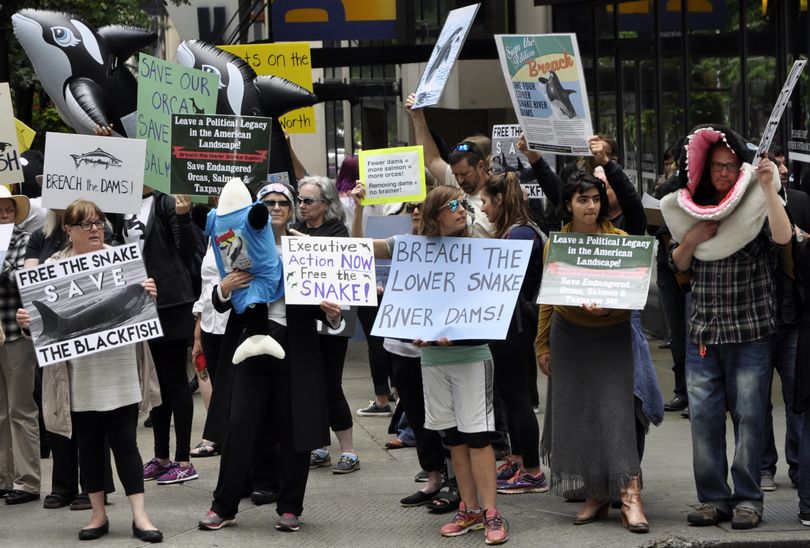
[537,232,656,310]
[137,54,219,193]
[171,113,272,196]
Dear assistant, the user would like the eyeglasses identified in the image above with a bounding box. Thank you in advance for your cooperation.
[710,161,741,173]
[72,221,104,231]
[263,200,291,208]
[405,203,421,213]
[442,199,470,213]
[300,197,323,205]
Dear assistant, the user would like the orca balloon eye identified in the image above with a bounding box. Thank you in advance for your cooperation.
[52,27,80,47]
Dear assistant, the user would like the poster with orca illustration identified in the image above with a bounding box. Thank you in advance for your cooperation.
[411,3,480,109]
[16,243,163,367]
[0,83,24,185]
[42,132,146,214]
[495,34,593,156]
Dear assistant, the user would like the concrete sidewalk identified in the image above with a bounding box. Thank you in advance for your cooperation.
[1,340,808,547]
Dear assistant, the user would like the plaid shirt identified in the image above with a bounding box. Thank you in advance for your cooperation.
[0,228,31,342]
[669,227,778,345]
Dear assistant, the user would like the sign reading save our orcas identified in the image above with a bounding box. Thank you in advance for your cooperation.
[372,236,532,340]
[42,133,146,214]
[359,146,426,205]
[171,113,272,195]
[16,244,163,367]
[538,233,656,310]
[136,54,219,193]
[281,236,377,306]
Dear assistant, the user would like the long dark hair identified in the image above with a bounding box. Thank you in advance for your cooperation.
[482,171,531,238]
[558,173,610,224]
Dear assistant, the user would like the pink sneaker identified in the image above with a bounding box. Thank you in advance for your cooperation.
[156,462,199,484]
[440,502,484,537]
[484,508,509,545]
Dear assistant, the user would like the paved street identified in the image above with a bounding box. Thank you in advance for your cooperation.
[1,341,808,547]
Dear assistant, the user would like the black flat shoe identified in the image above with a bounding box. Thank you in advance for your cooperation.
[132,521,163,543]
[664,395,688,412]
[5,490,40,505]
[78,520,109,541]
[250,489,278,505]
[43,493,73,509]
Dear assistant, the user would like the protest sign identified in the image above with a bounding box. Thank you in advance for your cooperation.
[490,123,552,200]
[359,146,426,205]
[221,43,315,134]
[281,236,377,306]
[0,83,23,185]
[0,223,13,266]
[495,34,593,156]
[42,132,146,214]
[371,235,532,340]
[537,232,655,310]
[753,59,807,165]
[366,215,413,288]
[137,54,219,193]
[171,113,272,195]
[15,119,35,152]
[411,3,480,109]
[16,244,163,367]
[316,306,359,337]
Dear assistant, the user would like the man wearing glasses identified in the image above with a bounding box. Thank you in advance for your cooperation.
[404,92,493,238]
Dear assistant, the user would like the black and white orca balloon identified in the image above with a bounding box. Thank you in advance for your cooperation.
[176,40,319,186]
[12,9,157,138]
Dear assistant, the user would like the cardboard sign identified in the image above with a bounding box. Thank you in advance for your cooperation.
[359,146,426,205]
[171,113,272,196]
[0,223,14,266]
[365,215,413,288]
[490,123,551,200]
[316,305,359,337]
[0,83,23,185]
[411,3,480,109]
[42,133,146,214]
[15,119,36,153]
[372,235,532,340]
[754,59,807,166]
[495,34,593,156]
[538,232,655,310]
[136,54,219,193]
[221,43,315,134]
[281,236,377,306]
[16,244,164,367]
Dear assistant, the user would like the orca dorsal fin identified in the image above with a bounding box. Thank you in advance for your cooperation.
[32,300,66,339]
[564,89,577,95]
[97,25,157,59]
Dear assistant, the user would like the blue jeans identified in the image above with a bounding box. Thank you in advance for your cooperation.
[686,338,771,516]
[761,324,802,483]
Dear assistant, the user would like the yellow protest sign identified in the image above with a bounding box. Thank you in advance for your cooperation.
[359,146,426,205]
[15,119,35,152]
[220,43,315,134]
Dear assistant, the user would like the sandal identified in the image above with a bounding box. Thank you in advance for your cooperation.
[190,441,220,458]
[400,489,440,507]
[427,488,460,514]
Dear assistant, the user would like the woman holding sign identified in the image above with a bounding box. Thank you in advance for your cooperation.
[535,175,648,533]
[17,200,163,542]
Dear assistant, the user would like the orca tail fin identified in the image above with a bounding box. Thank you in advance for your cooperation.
[32,300,65,338]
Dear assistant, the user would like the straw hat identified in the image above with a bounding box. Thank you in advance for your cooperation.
[0,186,31,225]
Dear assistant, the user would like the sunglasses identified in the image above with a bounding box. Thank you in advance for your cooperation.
[300,197,323,205]
[263,199,291,208]
[405,203,421,213]
[442,199,470,213]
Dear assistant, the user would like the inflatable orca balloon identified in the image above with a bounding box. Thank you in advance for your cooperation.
[12,10,156,138]
[176,40,319,186]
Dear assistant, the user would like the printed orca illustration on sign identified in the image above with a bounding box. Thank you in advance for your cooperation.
[0,143,13,153]
[70,148,123,169]
[12,9,157,137]
[424,27,464,84]
[538,71,577,119]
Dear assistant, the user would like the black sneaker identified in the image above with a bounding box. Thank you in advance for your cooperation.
[799,512,810,526]
[356,401,393,417]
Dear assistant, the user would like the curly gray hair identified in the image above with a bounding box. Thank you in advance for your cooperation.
[297,176,346,225]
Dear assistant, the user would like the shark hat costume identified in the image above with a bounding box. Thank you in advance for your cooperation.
[660,124,782,261]
[205,178,285,363]
[12,9,156,138]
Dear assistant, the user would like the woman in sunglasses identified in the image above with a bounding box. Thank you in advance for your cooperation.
[535,175,649,534]
[479,171,548,495]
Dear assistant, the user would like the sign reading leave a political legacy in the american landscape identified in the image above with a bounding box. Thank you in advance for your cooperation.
[171,113,272,196]
[538,232,656,310]
[495,34,593,155]
[41,133,146,214]
[137,53,219,193]
[0,83,23,185]
[281,236,377,306]
[372,235,532,340]
[411,3,480,109]
[16,244,164,367]
[359,146,426,205]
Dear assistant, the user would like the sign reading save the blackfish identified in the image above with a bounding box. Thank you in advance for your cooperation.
[537,232,656,310]
[281,236,377,306]
[371,235,532,340]
[171,113,272,196]
[16,244,163,367]
[41,132,146,214]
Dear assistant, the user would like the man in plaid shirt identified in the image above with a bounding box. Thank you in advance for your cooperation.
[662,126,792,530]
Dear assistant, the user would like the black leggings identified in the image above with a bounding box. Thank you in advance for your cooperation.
[391,354,444,473]
[72,404,143,495]
[318,335,352,432]
[357,306,393,396]
[149,338,193,462]
[49,431,114,498]
[490,322,541,469]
